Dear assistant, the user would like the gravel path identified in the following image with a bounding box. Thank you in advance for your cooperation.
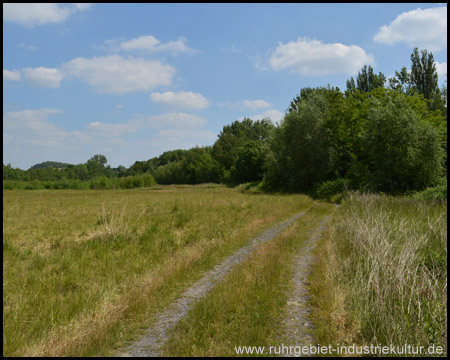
[278,213,334,357]
[118,210,309,357]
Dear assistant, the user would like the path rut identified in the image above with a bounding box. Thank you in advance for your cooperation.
[278,212,334,357]
[118,210,309,357]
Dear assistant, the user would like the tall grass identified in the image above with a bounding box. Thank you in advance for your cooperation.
[310,193,447,355]
[3,186,312,356]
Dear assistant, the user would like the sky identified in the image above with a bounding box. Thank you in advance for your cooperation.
[3,3,447,170]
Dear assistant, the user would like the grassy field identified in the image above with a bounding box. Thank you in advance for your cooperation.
[3,187,447,357]
[310,193,447,356]
[3,185,313,357]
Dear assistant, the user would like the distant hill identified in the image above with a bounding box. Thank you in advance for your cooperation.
[29,161,73,170]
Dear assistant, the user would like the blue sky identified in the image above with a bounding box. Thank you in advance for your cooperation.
[3,3,447,170]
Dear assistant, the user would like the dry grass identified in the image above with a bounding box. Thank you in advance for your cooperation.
[3,186,312,356]
[309,193,447,355]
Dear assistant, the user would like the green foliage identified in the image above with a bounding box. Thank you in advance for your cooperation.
[412,183,447,202]
[267,90,335,191]
[29,161,72,170]
[346,65,386,93]
[410,47,439,102]
[362,92,444,192]
[314,178,350,200]
[230,141,267,184]
[86,154,108,177]
[212,118,274,172]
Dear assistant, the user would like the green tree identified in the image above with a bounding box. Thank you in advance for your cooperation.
[212,118,274,171]
[230,140,267,184]
[410,48,439,102]
[363,93,443,192]
[267,92,334,192]
[388,66,412,94]
[86,154,107,178]
[355,65,386,93]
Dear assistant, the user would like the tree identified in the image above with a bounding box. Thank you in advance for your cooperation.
[230,140,267,184]
[410,48,439,102]
[267,92,334,192]
[355,65,386,93]
[86,154,107,178]
[388,66,412,94]
[362,93,443,192]
[212,117,274,171]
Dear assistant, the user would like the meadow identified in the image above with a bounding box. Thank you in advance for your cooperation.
[3,185,312,356]
[3,186,447,357]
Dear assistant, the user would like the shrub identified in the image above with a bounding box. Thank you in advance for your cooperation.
[412,183,447,202]
[314,178,350,201]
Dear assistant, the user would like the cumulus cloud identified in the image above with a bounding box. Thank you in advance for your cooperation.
[150,91,210,109]
[374,6,447,51]
[3,69,21,81]
[62,55,175,94]
[3,109,65,138]
[241,99,272,110]
[86,121,137,137]
[239,109,284,124]
[118,35,194,55]
[3,3,92,27]
[218,99,272,110]
[435,61,447,78]
[268,37,374,76]
[22,67,64,88]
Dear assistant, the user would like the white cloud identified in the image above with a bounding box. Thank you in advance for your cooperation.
[268,37,375,76]
[239,109,284,124]
[218,99,272,110]
[241,99,272,110]
[73,3,93,11]
[3,109,64,138]
[22,67,64,88]
[3,3,92,27]
[435,61,447,78]
[150,91,210,109]
[220,44,242,53]
[86,121,137,137]
[3,69,21,81]
[119,35,194,55]
[62,55,175,94]
[374,6,447,51]
[146,112,208,128]
[17,43,38,51]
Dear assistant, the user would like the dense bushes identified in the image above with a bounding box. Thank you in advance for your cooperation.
[3,174,157,190]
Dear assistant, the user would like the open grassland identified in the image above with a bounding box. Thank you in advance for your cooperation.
[162,202,334,357]
[3,185,313,357]
[310,193,447,356]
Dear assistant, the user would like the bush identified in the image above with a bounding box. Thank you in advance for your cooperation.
[412,183,447,202]
[314,178,350,201]
[90,176,108,190]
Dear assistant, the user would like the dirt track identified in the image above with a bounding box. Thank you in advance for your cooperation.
[118,210,309,357]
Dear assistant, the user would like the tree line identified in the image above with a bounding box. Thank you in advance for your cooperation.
[3,48,447,195]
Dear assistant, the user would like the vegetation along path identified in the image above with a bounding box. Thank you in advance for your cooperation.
[118,209,310,357]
